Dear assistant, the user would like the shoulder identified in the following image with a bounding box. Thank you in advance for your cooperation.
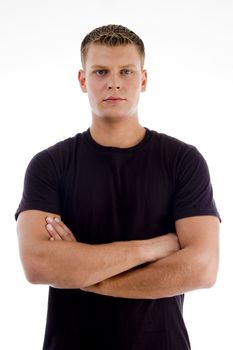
[46,131,84,158]
[28,131,86,173]
[149,130,204,169]
[24,133,87,176]
[151,130,194,153]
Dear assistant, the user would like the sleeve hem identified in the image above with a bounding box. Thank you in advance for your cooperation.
[15,205,61,221]
[174,209,221,223]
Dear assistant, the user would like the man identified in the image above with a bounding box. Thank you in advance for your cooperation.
[16,24,220,349]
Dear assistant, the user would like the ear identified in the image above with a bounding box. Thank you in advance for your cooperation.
[78,69,87,93]
[141,69,147,92]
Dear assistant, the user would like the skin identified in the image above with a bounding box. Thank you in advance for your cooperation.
[17,43,220,297]
[17,210,180,289]
[78,43,148,148]
[46,216,219,299]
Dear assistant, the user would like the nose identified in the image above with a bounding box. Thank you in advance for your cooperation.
[108,85,120,90]
[107,73,121,90]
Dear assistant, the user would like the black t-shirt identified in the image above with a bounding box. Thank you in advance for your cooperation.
[15,127,220,350]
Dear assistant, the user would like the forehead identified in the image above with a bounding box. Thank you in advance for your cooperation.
[85,43,142,69]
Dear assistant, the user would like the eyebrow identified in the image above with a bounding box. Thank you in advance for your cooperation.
[90,64,137,69]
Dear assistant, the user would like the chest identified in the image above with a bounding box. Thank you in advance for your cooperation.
[60,151,175,243]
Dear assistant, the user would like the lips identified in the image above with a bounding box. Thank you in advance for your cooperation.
[103,96,126,101]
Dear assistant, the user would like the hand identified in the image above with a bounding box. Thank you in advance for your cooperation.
[45,217,77,242]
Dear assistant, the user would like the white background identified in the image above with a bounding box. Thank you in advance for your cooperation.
[0,0,232,349]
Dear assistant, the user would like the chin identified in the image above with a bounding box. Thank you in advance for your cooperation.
[95,112,127,120]
[102,114,130,121]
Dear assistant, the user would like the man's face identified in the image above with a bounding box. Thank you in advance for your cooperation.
[78,43,147,121]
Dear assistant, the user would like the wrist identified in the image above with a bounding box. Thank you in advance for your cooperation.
[137,234,178,264]
[136,240,157,264]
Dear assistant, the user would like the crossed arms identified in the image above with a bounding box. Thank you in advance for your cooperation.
[17,210,219,299]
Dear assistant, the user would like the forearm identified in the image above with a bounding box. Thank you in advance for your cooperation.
[83,246,216,299]
[24,239,152,289]
[18,212,180,290]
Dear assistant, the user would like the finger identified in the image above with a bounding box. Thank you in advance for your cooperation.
[53,218,77,242]
[46,217,76,242]
[46,223,62,240]
[54,217,76,242]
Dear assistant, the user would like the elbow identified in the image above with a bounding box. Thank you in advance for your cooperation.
[23,264,43,285]
[197,254,219,289]
[25,269,42,285]
[20,253,48,285]
[18,239,55,285]
[201,270,217,289]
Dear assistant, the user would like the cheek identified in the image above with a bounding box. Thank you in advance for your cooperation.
[87,80,105,96]
[86,83,98,100]
[128,79,142,96]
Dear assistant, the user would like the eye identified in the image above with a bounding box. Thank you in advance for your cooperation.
[120,69,133,75]
[94,70,108,76]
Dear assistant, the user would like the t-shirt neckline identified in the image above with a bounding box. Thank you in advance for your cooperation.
[85,127,152,153]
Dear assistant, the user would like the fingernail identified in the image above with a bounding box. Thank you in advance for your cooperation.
[47,224,53,231]
[46,217,53,223]
[54,217,60,223]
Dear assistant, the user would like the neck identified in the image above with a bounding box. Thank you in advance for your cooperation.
[90,117,146,148]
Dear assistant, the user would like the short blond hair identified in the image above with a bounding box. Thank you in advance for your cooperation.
[80,24,145,68]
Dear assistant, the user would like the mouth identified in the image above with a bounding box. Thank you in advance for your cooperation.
[103,96,126,102]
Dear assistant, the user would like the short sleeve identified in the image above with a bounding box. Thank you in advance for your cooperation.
[15,150,61,220]
[173,146,221,222]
